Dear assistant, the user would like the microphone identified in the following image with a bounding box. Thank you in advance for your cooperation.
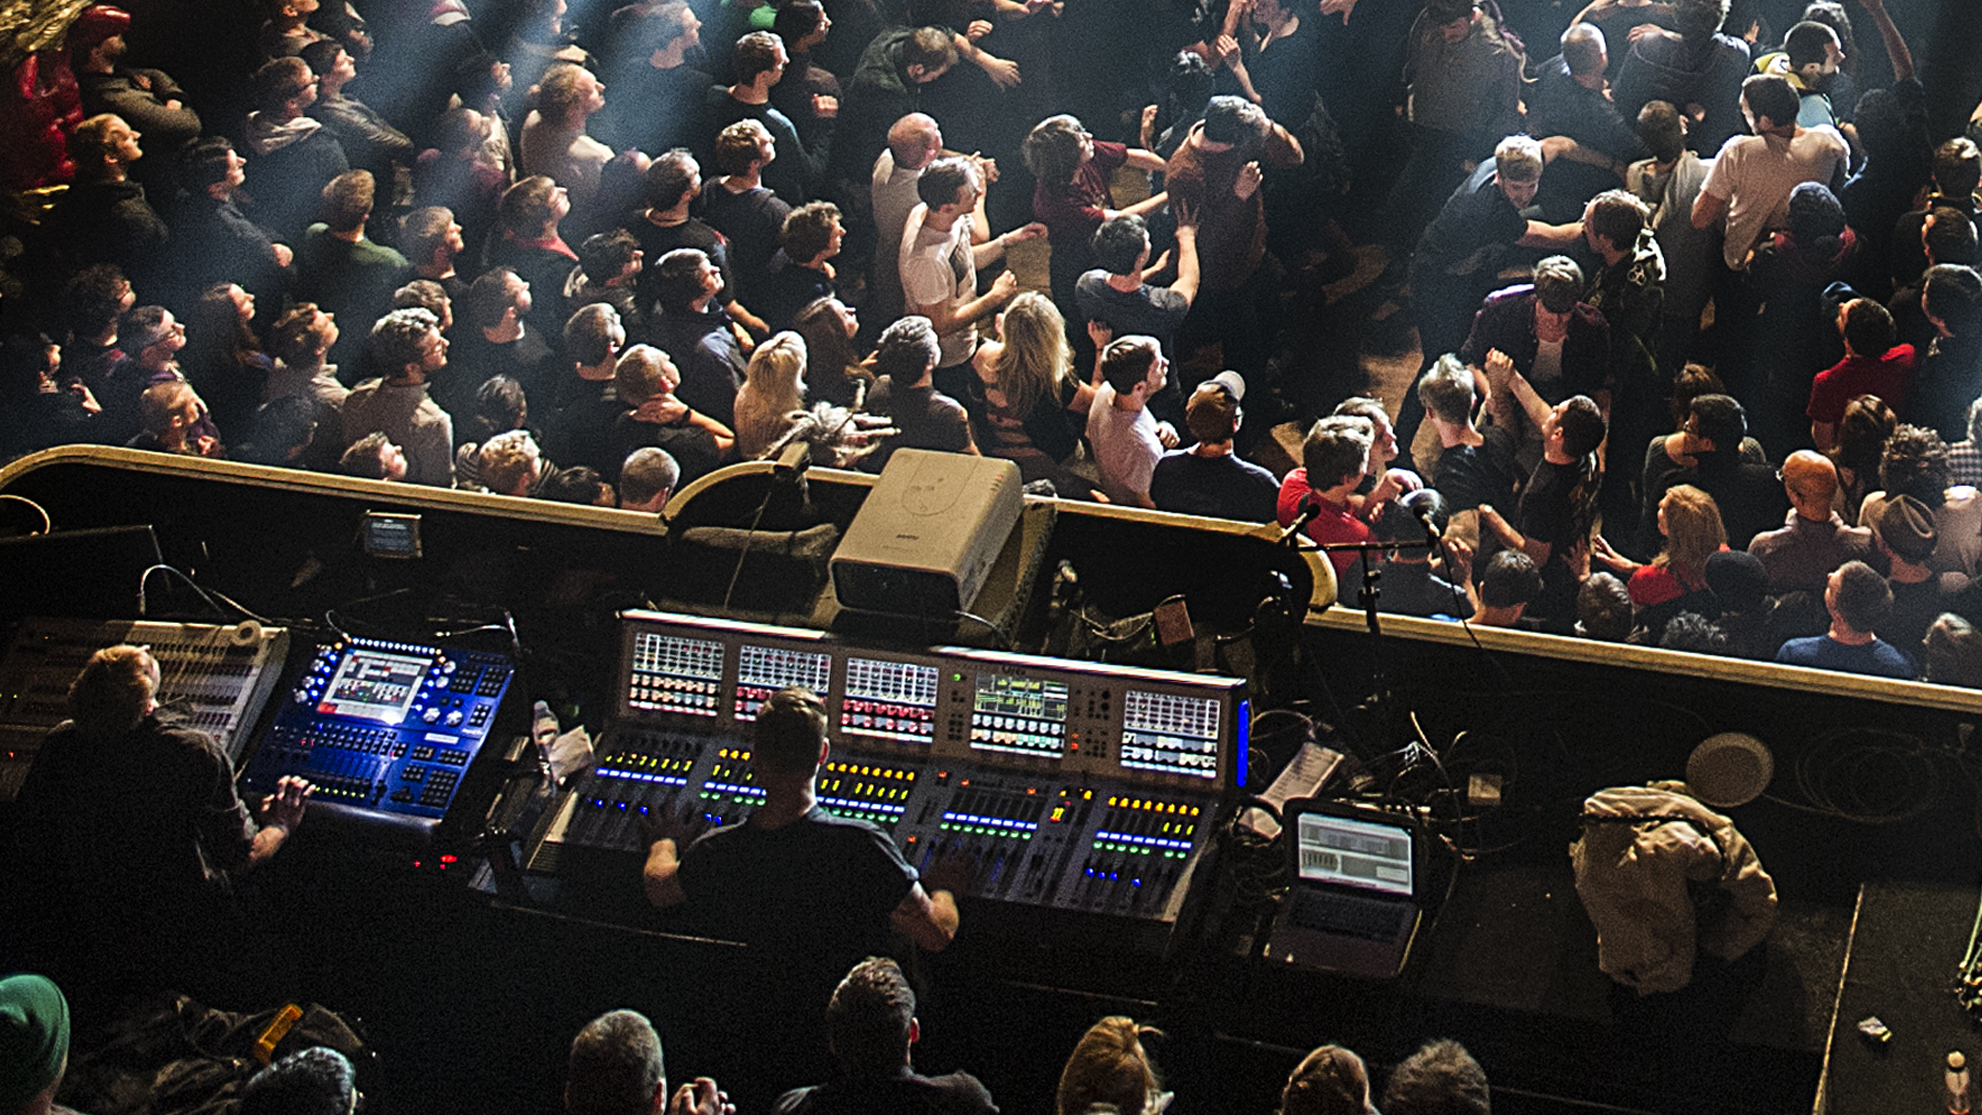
[1406,498,1441,544]
[1278,494,1322,546]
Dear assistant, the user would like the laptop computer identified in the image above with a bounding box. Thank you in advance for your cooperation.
[1263,798,1422,978]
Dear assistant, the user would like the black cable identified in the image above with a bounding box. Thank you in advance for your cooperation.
[719,481,779,613]
[953,609,1011,650]
[138,564,228,620]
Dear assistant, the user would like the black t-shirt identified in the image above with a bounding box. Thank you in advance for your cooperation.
[629,216,736,318]
[759,251,837,334]
[545,378,623,474]
[863,378,972,473]
[1149,449,1280,523]
[1429,427,1520,514]
[610,413,722,485]
[1411,165,1530,284]
[1884,577,1953,666]
[1518,455,1596,619]
[775,1069,1000,1115]
[677,806,918,1009]
[436,329,561,429]
[1074,271,1192,356]
[1377,558,1474,619]
[701,185,792,302]
[1519,457,1586,555]
[9,713,258,979]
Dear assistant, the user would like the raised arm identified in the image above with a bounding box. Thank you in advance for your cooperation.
[1856,0,1913,84]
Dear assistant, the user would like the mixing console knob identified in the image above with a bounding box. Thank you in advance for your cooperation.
[422,708,441,724]
[444,710,464,727]
[293,688,309,703]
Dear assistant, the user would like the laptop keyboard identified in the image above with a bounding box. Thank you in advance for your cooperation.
[1290,888,1409,941]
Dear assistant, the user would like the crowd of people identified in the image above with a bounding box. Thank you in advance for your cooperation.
[3,0,1982,683]
[3,960,1501,1115]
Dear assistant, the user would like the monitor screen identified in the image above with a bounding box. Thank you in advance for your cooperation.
[627,632,724,716]
[968,673,1068,760]
[1119,689,1222,780]
[841,657,939,743]
[1295,812,1413,897]
[734,644,833,721]
[318,647,432,724]
[360,512,422,558]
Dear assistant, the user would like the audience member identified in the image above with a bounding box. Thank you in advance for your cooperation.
[1775,560,1914,678]
[0,974,75,1115]
[618,447,679,513]
[610,343,731,486]
[863,315,972,473]
[1375,489,1475,619]
[1278,1045,1373,1115]
[967,293,1098,497]
[296,170,410,371]
[1150,372,1276,523]
[650,248,747,429]
[773,957,997,1115]
[344,307,455,485]
[1087,335,1176,509]
[244,56,351,243]
[1748,449,1873,594]
[1055,1017,1166,1115]
[566,1008,731,1115]
[1382,1039,1491,1115]
[734,332,811,460]
[239,1047,358,1115]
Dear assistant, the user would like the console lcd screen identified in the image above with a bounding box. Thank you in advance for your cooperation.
[841,657,939,743]
[318,647,431,723]
[626,632,724,717]
[734,644,833,721]
[968,674,1068,760]
[1120,689,1222,780]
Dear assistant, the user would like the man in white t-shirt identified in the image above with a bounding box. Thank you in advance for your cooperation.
[1086,334,1178,508]
[898,156,1044,398]
[871,113,944,325]
[1692,73,1847,271]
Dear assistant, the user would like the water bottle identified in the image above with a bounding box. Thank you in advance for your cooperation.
[1949,1051,1971,1115]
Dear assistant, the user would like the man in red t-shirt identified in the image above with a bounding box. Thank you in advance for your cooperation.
[1277,415,1377,589]
[1808,297,1916,449]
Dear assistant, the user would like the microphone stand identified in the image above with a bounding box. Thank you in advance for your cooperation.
[1313,535,1440,754]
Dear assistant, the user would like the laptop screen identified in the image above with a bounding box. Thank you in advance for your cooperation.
[1295,811,1414,897]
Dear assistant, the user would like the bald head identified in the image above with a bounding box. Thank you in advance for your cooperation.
[1782,449,1839,518]
[887,113,942,171]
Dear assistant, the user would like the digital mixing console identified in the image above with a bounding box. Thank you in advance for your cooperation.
[0,618,290,800]
[524,611,1246,923]
[240,636,517,832]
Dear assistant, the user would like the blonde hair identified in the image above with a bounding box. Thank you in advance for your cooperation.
[735,331,808,459]
[1654,484,1726,578]
[68,644,158,741]
[1056,1017,1162,1115]
[478,429,542,495]
[1494,133,1544,182]
[989,292,1071,421]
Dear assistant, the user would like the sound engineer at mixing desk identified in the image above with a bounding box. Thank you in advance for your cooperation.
[638,685,967,1097]
[5,644,314,1007]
